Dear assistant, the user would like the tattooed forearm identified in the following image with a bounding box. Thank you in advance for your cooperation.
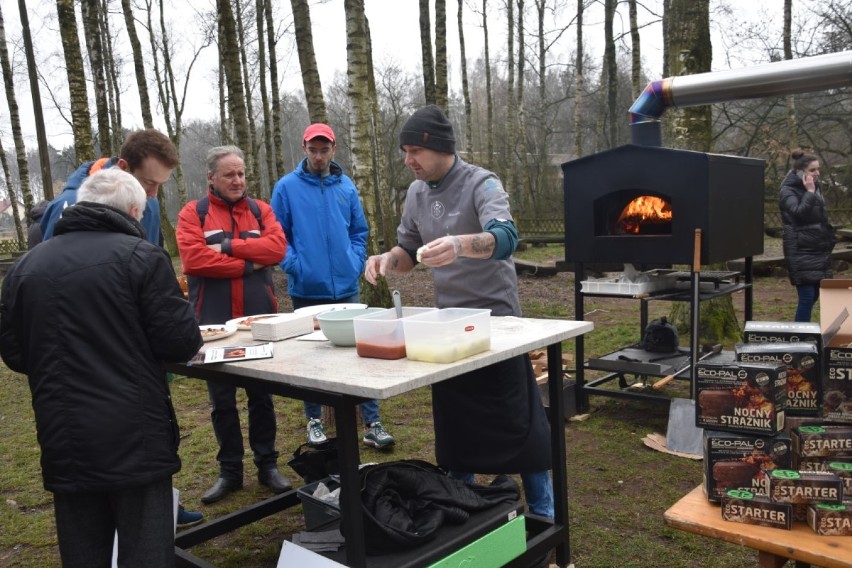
[469,233,495,256]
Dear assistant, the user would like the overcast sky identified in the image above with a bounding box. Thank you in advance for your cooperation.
[0,0,782,152]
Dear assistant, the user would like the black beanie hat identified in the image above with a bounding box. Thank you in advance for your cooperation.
[399,105,455,154]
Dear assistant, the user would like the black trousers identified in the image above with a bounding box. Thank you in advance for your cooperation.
[53,477,174,568]
[207,380,279,478]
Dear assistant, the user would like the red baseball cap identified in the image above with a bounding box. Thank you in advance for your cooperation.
[303,123,335,143]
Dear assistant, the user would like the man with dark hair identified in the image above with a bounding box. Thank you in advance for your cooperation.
[0,169,203,567]
[40,128,179,244]
[365,105,554,526]
[270,123,395,450]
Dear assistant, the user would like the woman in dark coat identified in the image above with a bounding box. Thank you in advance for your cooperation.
[779,149,835,322]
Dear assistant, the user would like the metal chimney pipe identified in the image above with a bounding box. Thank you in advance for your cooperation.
[629,50,852,143]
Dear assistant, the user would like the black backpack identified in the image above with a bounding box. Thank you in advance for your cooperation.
[195,195,264,229]
[641,316,679,353]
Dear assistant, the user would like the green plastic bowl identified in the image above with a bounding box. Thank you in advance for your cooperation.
[316,307,384,346]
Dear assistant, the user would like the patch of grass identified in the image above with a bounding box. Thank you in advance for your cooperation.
[0,243,816,566]
[515,242,564,265]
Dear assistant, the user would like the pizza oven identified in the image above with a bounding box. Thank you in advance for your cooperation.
[562,144,765,265]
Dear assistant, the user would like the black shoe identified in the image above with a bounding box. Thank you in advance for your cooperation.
[201,477,243,504]
[258,467,293,494]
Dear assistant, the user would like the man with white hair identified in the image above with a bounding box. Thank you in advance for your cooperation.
[0,169,203,568]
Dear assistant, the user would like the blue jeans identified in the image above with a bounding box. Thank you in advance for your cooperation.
[305,399,380,426]
[292,294,382,427]
[448,470,554,520]
[795,284,819,322]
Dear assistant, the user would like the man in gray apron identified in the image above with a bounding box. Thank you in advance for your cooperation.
[364,105,553,520]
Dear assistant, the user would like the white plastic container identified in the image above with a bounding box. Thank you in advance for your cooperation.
[353,307,437,360]
[580,273,677,296]
[402,308,492,363]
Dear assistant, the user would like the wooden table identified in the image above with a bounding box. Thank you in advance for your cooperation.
[167,316,593,568]
[664,486,852,568]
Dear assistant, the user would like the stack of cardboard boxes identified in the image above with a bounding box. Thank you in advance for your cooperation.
[701,279,852,534]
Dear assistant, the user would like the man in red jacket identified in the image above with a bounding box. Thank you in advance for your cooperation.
[176,145,289,504]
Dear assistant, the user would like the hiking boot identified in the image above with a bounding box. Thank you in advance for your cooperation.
[176,505,204,529]
[363,421,395,450]
[307,418,328,446]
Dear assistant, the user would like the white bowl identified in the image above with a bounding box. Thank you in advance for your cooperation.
[316,307,383,346]
[293,303,368,317]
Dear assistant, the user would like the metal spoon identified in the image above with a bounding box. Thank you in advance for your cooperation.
[392,290,402,319]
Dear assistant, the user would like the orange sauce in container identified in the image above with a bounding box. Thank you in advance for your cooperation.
[356,340,407,360]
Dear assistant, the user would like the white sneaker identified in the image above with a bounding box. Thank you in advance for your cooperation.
[307,418,328,445]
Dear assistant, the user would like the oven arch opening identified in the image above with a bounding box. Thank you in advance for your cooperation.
[594,189,673,236]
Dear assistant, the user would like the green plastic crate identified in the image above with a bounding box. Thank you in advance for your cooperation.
[426,514,526,568]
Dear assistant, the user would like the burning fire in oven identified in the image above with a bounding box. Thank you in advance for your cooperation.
[615,195,672,234]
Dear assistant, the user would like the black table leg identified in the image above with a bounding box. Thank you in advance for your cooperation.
[336,395,367,568]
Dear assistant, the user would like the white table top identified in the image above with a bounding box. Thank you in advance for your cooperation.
[185,317,593,400]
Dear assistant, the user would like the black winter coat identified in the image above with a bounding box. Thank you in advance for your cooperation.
[0,202,203,493]
[779,171,835,286]
[358,460,520,554]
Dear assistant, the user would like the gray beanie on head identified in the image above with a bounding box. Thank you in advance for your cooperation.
[399,105,455,154]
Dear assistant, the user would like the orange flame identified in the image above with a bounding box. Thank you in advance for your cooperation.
[616,196,672,234]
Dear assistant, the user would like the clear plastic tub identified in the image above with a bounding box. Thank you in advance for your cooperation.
[402,308,492,363]
[353,307,437,360]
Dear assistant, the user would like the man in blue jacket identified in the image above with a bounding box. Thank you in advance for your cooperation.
[271,123,395,450]
[40,129,178,245]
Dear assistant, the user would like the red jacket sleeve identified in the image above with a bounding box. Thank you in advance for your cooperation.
[177,199,287,279]
[177,200,248,279]
[228,201,287,266]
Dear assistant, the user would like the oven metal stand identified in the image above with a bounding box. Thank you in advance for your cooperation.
[573,257,753,413]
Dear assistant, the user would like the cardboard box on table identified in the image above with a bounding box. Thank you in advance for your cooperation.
[820,280,852,424]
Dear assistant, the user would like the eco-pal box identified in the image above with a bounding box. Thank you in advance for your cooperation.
[820,279,852,423]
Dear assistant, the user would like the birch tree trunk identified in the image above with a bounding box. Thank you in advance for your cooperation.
[56,0,94,161]
[218,45,230,145]
[574,0,584,158]
[256,0,275,182]
[783,0,798,149]
[602,0,617,148]
[458,0,472,156]
[419,0,436,104]
[434,0,448,111]
[505,0,517,206]
[365,21,393,259]
[81,0,111,155]
[664,0,712,152]
[628,0,641,99]
[18,0,52,199]
[482,0,493,169]
[217,0,256,195]
[0,2,32,216]
[0,139,24,243]
[516,0,529,210]
[665,0,739,345]
[98,0,123,153]
[534,0,548,211]
[291,0,328,123]
[265,0,284,177]
[344,0,389,308]
[122,0,153,128]
[234,0,263,195]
